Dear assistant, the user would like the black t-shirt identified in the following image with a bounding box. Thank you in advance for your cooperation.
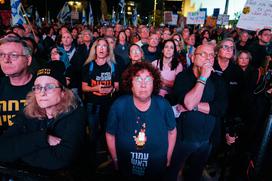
[106,95,176,178]
[213,60,243,117]
[142,44,160,63]
[82,61,118,104]
[173,67,228,142]
[0,76,34,132]
[248,41,268,68]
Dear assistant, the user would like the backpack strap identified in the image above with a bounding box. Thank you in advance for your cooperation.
[89,61,94,76]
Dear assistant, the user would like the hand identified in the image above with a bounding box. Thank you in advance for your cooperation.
[176,104,188,113]
[48,135,61,146]
[100,86,113,94]
[200,62,214,78]
[225,133,238,145]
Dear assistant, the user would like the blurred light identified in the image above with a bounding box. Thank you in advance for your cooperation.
[42,17,45,21]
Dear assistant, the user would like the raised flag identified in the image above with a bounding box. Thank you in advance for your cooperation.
[111,8,116,25]
[119,0,126,26]
[35,9,42,27]
[57,2,71,24]
[132,8,137,26]
[88,2,94,26]
[82,8,86,25]
[10,0,26,25]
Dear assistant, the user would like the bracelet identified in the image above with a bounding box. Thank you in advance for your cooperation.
[197,79,206,85]
[199,76,207,82]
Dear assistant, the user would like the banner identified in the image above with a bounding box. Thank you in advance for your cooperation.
[186,11,205,25]
[237,0,272,31]
[164,11,178,26]
[212,8,220,17]
[217,14,229,25]
[205,16,217,28]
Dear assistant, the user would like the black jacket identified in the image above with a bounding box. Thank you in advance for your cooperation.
[0,106,86,170]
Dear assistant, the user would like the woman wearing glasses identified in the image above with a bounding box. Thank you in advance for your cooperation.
[0,61,86,170]
[106,62,177,180]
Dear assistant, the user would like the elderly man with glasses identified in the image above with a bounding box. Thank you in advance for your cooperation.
[167,44,228,181]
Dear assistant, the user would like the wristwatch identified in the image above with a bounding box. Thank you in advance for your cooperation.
[193,105,198,111]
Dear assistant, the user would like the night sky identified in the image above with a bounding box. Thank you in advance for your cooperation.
[30,0,154,19]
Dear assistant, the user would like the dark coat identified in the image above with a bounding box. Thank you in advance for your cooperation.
[0,106,86,170]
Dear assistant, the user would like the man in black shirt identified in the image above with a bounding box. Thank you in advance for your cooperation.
[248,28,271,69]
[142,32,160,63]
[167,44,228,181]
[236,30,250,51]
[0,37,34,134]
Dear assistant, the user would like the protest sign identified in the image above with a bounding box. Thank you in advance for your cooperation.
[217,14,229,25]
[186,11,205,25]
[237,0,272,31]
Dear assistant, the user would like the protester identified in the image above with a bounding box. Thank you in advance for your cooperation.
[0,61,86,170]
[82,38,119,168]
[152,39,183,97]
[106,62,176,180]
[142,32,160,63]
[0,37,34,134]
[167,44,228,181]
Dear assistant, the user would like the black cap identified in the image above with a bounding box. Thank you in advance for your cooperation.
[36,61,67,87]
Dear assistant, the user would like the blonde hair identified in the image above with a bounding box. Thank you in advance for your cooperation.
[84,38,116,67]
[24,88,77,120]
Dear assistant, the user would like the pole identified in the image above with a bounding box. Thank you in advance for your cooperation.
[153,0,157,26]
[224,0,229,15]
[20,3,38,42]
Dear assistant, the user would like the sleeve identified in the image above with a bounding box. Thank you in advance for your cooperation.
[21,108,86,170]
[0,114,48,162]
[209,76,228,117]
[106,99,120,135]
[173,71,192,104]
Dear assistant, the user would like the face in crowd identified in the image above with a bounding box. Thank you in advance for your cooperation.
[61,32,73,47]
[96,39,109,59]
[163,40,175,59]
[0,42,31,77]
[237,51,251,70]
[33,76,63,110]
[129,45,143,63]
[131,69,154,102]
[148,34,160,48]
[192,45,215,68]
[218,40,235,60]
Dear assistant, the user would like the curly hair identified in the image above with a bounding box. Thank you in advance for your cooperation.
[121,62,161,95]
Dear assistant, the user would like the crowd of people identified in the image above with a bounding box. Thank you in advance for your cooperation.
[0,21,271,180]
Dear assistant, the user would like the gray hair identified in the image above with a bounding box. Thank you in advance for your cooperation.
[0,36,32,56]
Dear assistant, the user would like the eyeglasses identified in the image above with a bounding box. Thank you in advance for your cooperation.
[130,49,141,55]
[0,52,27,61]
[221,45,234,51]
[134,76,153,86]
[97,45,108,49]
[32,84,62,94]
[195,52,215,58]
